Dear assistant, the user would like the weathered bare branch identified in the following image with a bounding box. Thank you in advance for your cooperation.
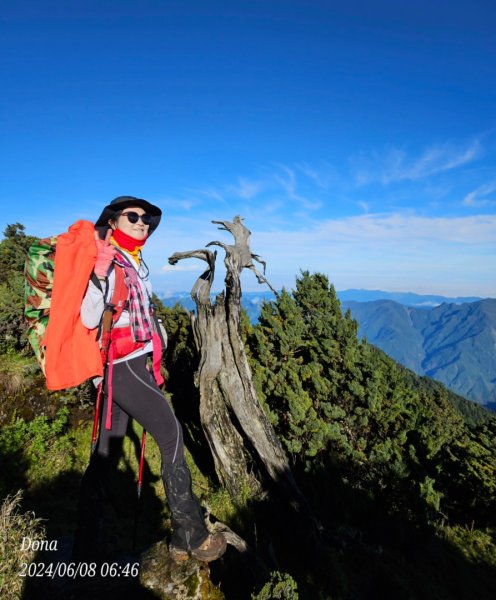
[247,265,278,296]
[168,249,216,305]
[251,253,266,273]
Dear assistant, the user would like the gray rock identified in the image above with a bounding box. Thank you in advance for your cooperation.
[139,539,224,600]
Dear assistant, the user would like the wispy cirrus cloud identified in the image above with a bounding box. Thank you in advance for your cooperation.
[226,177,266,199]
[463,181,496,207]
[159,196,201,212]
[184,185,226,204]
[352,139,482,186]
[181,165,325,215]
[295,162,341,190]
[271,165,323,211]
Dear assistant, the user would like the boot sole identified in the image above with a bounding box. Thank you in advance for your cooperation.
[191,538,227,562]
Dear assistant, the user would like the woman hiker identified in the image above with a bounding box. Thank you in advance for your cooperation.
[73,195,226,563]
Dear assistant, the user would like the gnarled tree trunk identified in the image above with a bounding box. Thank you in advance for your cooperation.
[169,217,305,508]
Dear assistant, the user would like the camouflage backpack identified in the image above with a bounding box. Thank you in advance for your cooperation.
[24,228,130,377]
[24,236,58,374]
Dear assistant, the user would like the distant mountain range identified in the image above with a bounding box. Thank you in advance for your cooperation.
[341,298,496,408]
[336,289,483,307]
[158,290,278,323]
[158,289,495,407]
[158,288,488,322]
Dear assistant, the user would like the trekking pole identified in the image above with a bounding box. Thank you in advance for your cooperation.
[91,381,103,454]
[137,429,147,498]
[91,303,114,454]
[132,429,147,552]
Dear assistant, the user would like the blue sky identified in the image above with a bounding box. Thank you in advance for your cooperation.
[1,0,495,296]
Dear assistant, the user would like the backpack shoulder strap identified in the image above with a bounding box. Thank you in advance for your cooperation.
[90,271,103,292]
[98,262,129,363]
[110,261,128,323]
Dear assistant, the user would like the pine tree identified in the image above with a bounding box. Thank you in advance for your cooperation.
[249,272,359,462]
[0,224,38,352]
[248,271,496,525]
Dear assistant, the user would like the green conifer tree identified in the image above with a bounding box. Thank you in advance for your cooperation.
[248,271,496,526]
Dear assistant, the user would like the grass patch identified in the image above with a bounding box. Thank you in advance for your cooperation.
[0,490,46,600]
[0,353,39,391]
[440,523,496,567]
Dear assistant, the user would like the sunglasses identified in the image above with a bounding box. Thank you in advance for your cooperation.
[120,211,152,225]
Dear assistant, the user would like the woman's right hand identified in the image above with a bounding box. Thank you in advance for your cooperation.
[94,229,116,278]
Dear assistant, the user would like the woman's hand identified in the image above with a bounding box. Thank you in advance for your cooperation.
[94,229,116,278]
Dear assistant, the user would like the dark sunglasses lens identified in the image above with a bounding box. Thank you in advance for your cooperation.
[125,212,139,223]
[124,212,152,225]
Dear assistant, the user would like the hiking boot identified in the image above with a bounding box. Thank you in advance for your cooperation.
[169,532,227,563]
[191,532,227,562]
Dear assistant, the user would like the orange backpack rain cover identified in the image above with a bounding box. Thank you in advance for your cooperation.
[43,220,104,390]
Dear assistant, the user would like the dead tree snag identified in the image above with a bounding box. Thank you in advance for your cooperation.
[168,217,305,508]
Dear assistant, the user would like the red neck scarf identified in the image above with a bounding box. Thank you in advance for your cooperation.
[111,228,148,253]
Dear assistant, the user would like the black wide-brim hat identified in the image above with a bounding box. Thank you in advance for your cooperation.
[95,196,162,238]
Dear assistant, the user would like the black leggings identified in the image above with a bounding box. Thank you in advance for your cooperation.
[74,354,208,556]
[96,353,184,465]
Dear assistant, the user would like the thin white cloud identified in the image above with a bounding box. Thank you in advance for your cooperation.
[273,165,298,195]
[180,165,325,215]
[311,213,494,246]
[252,215,496,260]
[352,139,482,186]
[296,163,325,186]
[141,210,496,296]
[162,262,205,273]
[247,212,496,296]
[226,177,265,199]
[272,165,323,210]
[296,162,340,189]
[159,196,200,212]
[185,186,226,204]
[463,181,496,207]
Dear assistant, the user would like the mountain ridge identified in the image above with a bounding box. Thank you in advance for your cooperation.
[336,289,485,306]
[341,298,496,407]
